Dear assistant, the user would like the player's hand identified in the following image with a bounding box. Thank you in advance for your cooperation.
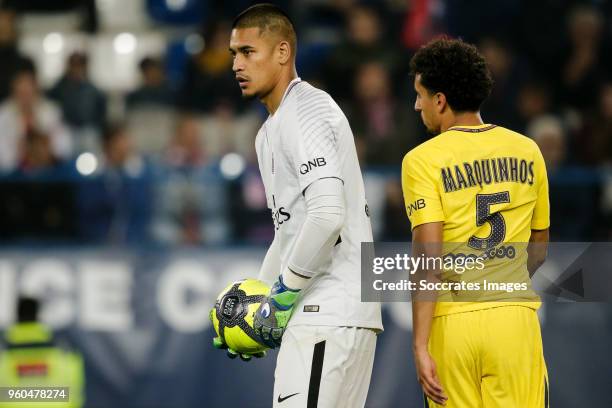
[253,276,300,349]
[414,347,447,405]
[211,335,266,361]
[209,309,266,362]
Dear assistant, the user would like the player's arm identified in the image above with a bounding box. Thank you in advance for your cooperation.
[412,223,442,349]
[257,236,280,286]
[254,177,345,348]
[528,228,549,277]
[412,222,447,406]
[283,176,345,287]
[401,151,447,405]
[528,144,551,278]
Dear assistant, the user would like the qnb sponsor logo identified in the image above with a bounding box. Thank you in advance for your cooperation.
[299,157,327,175]
[407,198,426,216]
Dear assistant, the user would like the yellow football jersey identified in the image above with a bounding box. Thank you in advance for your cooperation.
[401,124,550,317]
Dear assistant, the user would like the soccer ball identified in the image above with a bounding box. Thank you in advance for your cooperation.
[211,279,270,353]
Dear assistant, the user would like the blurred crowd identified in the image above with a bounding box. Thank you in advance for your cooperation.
[0,0,611,245]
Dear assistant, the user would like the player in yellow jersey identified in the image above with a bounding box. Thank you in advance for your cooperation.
[402,38,550,407]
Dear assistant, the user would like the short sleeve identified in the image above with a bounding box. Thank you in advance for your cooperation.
[291,96,343,193]
[401,150,445,229]
[531,147,550,230]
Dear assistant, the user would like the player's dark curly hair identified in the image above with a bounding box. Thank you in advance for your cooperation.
[410,37,493,112]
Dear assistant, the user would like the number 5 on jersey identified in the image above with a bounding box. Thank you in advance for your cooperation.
[468,191,510,250]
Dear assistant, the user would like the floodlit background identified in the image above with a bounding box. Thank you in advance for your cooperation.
[0,0,610,407]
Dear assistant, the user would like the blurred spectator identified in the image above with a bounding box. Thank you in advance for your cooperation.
[294,0,348,39]
[576,82,612,166]
[164,115,205,167]
[0,8,28,102]
[179,20,247,113]
[152,117,230,245]
[558,5,606,111]
[381,179,411,240]
[17,128,58,173]
[0,61,72,172]
[323,5,400,101]
[529,115,602,240]
[529,116,567,172]
[517,0,568,80]
[515,80,554,133]
[196,111,260,160]
[2,0,97,32]
[402,0,445,50]
[479,37,530,129]
[0,178,76,241]
[48,52,107,133]
[444,0,519,44]
[229,164,273,244]
[344,61,419,165]
[126,56,175,110]
[104,125,135,168]
[0,297,85,408]
[76,124,152,243]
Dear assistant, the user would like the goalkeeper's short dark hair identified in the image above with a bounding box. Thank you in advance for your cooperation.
[232,3,297,59]
[410,37,493,112]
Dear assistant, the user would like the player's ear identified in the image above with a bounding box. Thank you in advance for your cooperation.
[435,92,447,113]
[278,40,291,64]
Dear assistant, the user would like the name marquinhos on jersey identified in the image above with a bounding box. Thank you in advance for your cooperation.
[441,157,535,193]
[272,194,291,230]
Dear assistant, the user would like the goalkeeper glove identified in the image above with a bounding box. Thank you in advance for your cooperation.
[209,309,266,362]
[211,335,267,361]
[253,275,300,349]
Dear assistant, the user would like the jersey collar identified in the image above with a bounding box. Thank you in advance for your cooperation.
[277,77,302,110]
[447,124,497,133]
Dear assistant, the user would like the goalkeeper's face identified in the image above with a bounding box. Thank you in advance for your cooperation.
[230,27,283,100]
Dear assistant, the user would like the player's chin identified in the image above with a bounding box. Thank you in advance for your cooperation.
[240,88,258,100]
